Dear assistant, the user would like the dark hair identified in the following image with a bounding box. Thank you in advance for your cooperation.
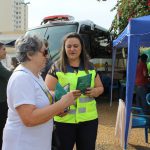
[44,39,48,48]
[0,42,4,49]
[15,35,43,62]
[140,54,148,62]
[57,32,91,73]
[11,57,19,67]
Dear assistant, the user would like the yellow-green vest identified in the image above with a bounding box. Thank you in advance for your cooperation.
[54,64,98,123]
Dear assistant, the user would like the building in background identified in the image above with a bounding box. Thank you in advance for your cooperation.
[0,0,29,34]
[0,0,29,68]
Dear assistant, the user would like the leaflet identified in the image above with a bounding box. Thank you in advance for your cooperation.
[76,74,92,94]
[55,82,69,102]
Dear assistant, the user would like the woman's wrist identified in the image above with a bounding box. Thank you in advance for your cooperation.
[93,88,98,97]
[93,87,103,97]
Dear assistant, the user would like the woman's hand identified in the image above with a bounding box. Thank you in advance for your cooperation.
[84,73,104,98]
[72,90,81,99]
[56,90,81,117]
[85,88,96,98]
[61,92,75,106]
[60,90,81,107]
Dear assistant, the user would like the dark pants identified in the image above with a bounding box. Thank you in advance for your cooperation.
[54,118,98,150]
[135,85,149,114]
[0,101,8,149]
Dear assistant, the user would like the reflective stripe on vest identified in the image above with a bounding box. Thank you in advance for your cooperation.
[68,109,76,114]
[79,97,94,103]
[78,107,86,113]
[68,107,87,114]
[54,66,98,123]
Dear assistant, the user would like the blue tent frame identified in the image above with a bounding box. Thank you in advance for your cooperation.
[113,15,150,149]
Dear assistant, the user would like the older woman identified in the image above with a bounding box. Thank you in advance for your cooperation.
[45,33,104,150]
[2,35,79,150]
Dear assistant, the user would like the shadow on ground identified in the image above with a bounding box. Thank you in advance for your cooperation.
[129,144,150,150]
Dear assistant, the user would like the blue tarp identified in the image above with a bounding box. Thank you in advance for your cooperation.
[113,15,150,150]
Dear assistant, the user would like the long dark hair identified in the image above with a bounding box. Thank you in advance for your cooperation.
[0,42,4,49]
[57,32,91,73]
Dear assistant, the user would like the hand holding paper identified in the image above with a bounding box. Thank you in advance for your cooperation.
[55,82,69,102]
[55,82,71,114]
[76,74,92,94]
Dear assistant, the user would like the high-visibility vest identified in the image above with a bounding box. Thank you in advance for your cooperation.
[54,64,98,123]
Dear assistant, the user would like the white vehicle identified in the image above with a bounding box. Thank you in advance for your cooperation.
[26,15,112,71]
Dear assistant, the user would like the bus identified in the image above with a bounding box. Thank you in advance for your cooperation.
[26,15,112,71]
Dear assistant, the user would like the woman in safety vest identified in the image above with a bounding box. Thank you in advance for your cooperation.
[45,32,104,150]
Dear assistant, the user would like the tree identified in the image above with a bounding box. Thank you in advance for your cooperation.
[110,0,150,37]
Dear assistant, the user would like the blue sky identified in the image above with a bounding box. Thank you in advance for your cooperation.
[26,0,117,30]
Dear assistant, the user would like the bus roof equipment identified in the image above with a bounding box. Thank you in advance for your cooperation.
[41,15,75,25]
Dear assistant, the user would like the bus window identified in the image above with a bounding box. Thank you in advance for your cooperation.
[26,27,47,39]
[45,24,77,61]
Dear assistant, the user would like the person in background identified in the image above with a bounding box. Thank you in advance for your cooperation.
[10,57,19,71]
[45,33,104,150]
[41,39,53,80]
[135,54,149,114]
[0,42,12,149]
[2,35,79,150]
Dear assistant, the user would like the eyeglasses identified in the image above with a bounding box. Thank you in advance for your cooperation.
[39,48,48,57]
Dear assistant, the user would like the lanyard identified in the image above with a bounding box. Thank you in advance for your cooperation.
[15,69,54,104]
[33,79,54,104]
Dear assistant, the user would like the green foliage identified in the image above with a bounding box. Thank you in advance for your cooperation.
[110,0,150,37]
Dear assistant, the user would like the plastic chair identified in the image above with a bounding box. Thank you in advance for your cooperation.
[100,75,119,99]
[131,107,150,143]
[146,93,150,105]
[131,92,150,143]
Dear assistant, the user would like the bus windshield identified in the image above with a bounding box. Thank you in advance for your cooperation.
[26,24,77,61]
[45,24,77,61]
